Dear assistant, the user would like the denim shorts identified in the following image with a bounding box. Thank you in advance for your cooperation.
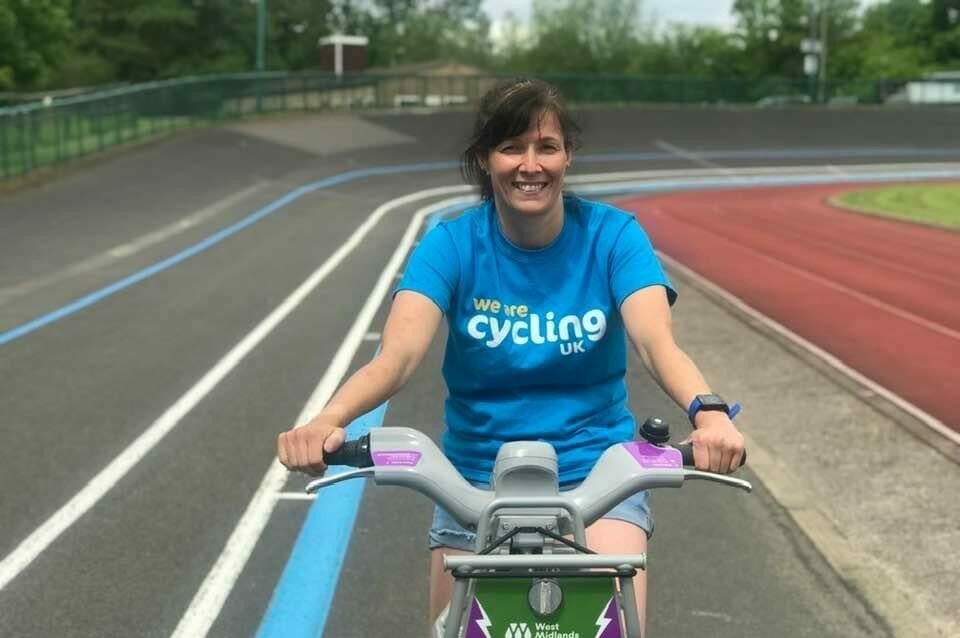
[428,481,653,551]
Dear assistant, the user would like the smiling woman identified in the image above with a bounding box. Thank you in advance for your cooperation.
[278,76,747,636]
[460,77,582,248]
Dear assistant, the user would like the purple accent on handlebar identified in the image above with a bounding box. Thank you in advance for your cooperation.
[372,451,422,467]
[623,442,682,469]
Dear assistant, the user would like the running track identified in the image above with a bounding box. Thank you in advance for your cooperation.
[616,182,960,431]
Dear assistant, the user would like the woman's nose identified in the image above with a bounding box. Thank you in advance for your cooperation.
[519,146,540,172]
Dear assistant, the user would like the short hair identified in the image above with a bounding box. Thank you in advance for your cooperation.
[461,77,582,200]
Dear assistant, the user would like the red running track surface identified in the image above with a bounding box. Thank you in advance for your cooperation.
[614,182,960,432]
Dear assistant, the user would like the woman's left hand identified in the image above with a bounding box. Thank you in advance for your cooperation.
[683,412,745,474]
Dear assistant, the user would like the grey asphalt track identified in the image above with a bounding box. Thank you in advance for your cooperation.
[1,106,958,638]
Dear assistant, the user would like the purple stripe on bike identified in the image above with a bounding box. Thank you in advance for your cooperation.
[463,598,490,638]
[597,596,624,638]
[372,451,423,467]
[622,442,682,469]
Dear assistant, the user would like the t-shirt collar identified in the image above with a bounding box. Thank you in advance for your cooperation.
[490,196,575,263]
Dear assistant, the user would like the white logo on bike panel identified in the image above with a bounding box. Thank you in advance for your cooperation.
[503,623,580,638]
[505,623,532,638]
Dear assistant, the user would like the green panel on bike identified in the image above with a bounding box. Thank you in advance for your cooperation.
[464,577,622,638]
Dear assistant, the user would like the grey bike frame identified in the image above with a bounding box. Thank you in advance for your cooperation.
[307,427,751,638]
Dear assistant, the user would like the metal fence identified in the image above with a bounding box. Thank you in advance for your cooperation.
[0,71,946,181]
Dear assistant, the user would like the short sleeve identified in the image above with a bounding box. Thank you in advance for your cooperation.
[610,217,678,307]
[394,223,460,313]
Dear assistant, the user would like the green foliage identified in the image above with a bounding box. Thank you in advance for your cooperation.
[361,0,491,68]
[0,0,72,89]
[5,0,960,92]
[496,0,652,74]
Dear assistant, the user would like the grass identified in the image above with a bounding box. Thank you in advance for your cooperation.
[830,183,960,230]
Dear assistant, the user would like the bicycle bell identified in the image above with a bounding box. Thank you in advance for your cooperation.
[638,416,671,444]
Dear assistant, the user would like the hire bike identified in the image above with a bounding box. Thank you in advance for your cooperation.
[307,418,751,638]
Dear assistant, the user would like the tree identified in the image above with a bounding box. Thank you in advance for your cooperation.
[498,0,652,74]
[632,25,747,78]
[731,0,859,79]
[931,0,960,64]
[358,0,492,68]
[0,0,72,89]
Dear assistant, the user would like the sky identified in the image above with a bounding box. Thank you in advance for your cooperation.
[483,0,738,35]
[483,0,887,39]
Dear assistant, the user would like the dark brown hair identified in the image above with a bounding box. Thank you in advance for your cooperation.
[461,77,582,200]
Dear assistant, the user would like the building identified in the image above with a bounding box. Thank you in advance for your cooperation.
[318,35,369,75]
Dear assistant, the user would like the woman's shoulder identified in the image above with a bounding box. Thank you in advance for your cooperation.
[436,200,491,235]
[567,195,637,231]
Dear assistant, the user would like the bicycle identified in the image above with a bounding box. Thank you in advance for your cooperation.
[307,417,751,638]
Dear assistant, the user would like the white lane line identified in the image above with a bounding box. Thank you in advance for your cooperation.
[363,332,381,341]
[2,162,954,609]
[275,493,315,501]
[654,139,737,175]
[656,251,960,446]
[0,184,472,595]
[0,183,269,306]
[826,164,850,178]
[172,163,960,638]
[169,194,476,638]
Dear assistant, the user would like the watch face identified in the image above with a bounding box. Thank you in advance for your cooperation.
[697,394,728,410]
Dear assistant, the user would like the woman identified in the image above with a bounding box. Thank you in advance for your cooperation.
[277,77,745,630]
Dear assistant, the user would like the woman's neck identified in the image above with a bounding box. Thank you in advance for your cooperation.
[494,197,565,249]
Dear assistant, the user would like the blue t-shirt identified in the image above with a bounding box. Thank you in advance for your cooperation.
[396,195,677,483]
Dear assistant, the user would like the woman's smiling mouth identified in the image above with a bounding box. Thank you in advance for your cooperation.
[513,181,548,193]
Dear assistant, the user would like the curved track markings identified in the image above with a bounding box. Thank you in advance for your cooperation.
[3,163,958,638]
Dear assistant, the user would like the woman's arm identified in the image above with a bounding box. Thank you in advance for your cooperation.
[277,290,443,475]
[621,286,745,473]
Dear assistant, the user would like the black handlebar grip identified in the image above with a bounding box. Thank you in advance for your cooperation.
[322,434,374,468]
[674,443,747,469]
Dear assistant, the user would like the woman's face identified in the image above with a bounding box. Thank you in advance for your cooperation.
[485,110,571,219]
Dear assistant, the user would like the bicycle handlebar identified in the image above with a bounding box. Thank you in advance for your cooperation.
[322,436,744,470]
[323,437,373,468]
[307,426,751,533]
[673,442,747,468]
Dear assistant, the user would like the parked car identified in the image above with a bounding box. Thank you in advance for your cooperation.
[755,94,813,107]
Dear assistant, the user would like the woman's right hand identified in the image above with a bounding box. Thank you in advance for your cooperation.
[277,415,346,476]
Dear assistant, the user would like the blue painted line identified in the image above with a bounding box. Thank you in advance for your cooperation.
[254,401,386,638]
[0,161,457,347]
[4,146,959,347]
[255,201,473,638]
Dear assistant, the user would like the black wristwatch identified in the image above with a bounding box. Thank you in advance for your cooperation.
[687,393,739,425]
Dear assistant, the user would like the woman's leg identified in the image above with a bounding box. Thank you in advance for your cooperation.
[430,547,471,623]
[585,518,649,633]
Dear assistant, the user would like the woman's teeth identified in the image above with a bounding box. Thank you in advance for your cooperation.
[514,182,546,193]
